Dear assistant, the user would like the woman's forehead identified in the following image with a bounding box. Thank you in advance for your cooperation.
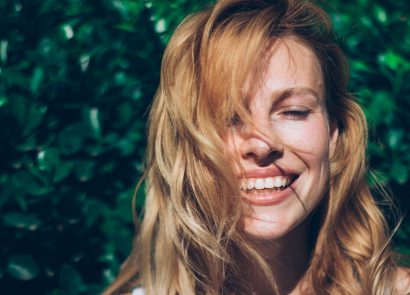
[242,38,325,103]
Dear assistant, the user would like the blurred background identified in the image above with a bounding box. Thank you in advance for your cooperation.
[0,0,409,294]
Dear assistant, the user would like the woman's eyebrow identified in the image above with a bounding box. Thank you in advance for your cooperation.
[272,87,321,104]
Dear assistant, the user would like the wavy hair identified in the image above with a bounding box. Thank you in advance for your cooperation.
[104,0,399,294]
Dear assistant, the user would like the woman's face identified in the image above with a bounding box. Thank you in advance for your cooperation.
[226,38,338,240]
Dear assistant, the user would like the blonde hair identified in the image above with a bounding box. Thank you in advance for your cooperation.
[105,0,399,294]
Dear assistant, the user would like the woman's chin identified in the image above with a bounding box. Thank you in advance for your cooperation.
[242,215,293,241]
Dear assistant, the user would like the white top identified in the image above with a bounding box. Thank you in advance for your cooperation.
[132,288,144,295]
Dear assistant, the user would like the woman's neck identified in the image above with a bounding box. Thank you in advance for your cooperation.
[240,218,313,295]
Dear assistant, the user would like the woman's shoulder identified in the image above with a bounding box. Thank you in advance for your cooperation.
[120,269,410,294]
[396,267,410,294]
[120,269,410,295]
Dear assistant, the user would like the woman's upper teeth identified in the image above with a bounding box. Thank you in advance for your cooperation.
[241,176,291,190]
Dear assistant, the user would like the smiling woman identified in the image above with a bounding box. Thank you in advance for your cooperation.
[104,0,409,294]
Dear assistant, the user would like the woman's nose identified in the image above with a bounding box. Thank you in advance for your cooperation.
[239,125,284,164]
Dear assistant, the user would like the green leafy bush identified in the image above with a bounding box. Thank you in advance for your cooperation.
[0,0,408,294]
[325,0,410,260]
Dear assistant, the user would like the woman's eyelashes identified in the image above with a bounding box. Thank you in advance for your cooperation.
[228,107,311,127]
[279,109,311,120]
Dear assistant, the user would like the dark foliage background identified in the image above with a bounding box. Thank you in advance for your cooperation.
[0,0,408,294]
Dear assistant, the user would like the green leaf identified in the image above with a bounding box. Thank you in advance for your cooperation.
[83,199,107,228]
[4,95,27,128]
[351,59,371,73]
[24,104,47,136]
[390,162,408,185]
[363,91,395,125]
[59,264,85,295]
[3,71,30,90]
[79,54,90,72]
[378,50,406,71]
[154,19,167,33]
[53,161,74,182]
[0,39,8,64]
[16,134,37,152]
[373,5,387,24]
[83,107,102,141]
[3,212,42,230]
[0,94,8,107]
[7,255,39,280]
[74,160,95,182]
[30,67,44,95]
[114,139,135,156]
[61,24,74,40]
[114,23,136,32]
[116,101,135,126]
[12,171,51,196]
[387,129,404,150]
[4,95,46,136]
[37,148,60,171]
[58,125,84,155]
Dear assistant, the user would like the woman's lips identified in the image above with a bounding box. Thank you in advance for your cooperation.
[240,175,298,206]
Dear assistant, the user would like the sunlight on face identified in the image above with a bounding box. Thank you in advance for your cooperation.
[226,38,338,240]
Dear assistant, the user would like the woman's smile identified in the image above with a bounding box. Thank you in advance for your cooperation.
[241,180,297,206]
[239,167,299,205]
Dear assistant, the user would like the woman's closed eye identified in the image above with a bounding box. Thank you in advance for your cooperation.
[229,113,243,127]
[280,109,311,120]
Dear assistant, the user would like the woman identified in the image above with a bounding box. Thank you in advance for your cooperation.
[105,0,410,294]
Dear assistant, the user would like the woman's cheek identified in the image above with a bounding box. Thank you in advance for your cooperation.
[274,121,330,154]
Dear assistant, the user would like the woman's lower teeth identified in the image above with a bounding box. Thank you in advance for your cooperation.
[247,187,286,193]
